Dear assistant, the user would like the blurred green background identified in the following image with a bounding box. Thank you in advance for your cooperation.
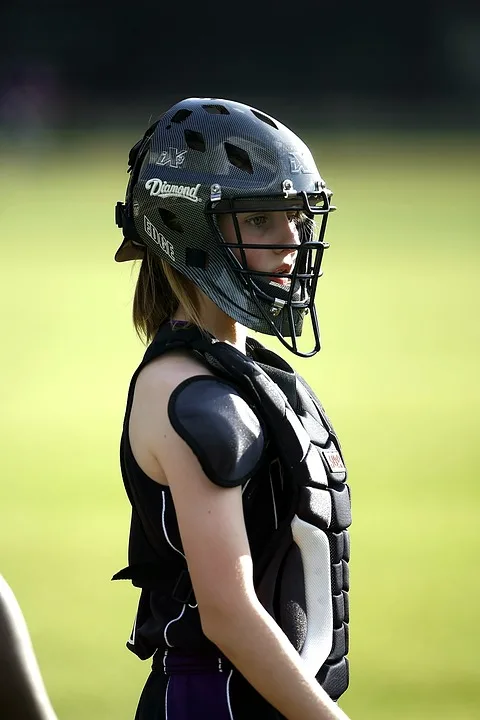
[0,130,478,719]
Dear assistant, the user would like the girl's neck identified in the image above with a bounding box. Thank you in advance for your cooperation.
[173,295,247,354]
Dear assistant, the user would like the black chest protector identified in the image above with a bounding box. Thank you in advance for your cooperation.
[113,324,351,702]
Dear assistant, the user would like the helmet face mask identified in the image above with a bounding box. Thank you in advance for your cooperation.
[207,192,332,356]
[115,98,335,357]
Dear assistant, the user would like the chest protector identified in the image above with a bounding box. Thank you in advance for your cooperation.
[115,325,351,702]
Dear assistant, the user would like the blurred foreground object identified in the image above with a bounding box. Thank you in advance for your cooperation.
[0,575,58,720]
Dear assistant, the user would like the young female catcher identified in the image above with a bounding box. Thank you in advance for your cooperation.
[113,98,352,720]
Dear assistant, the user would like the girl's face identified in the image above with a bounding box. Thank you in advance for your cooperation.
[217,210,301,287]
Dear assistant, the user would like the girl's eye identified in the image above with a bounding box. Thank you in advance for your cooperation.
[246,215,267,227]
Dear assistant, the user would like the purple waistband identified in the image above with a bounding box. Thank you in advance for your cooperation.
[155,649,232,675]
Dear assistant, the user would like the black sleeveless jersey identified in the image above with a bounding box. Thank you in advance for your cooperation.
[116,332,288,657]
[113,322,351,704]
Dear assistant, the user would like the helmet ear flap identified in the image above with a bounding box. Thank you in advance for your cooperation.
[116,120,161,249]
[126,119,160,215]
[127,119,160,174]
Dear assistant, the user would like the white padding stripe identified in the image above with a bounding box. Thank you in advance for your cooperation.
[291,514,333,676]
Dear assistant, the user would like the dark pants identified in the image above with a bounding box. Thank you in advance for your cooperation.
[134,649,283,720]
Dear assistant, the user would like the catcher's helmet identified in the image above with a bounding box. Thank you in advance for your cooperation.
[115,97,335,357]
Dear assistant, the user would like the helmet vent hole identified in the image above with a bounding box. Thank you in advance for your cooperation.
[184,129,206,152]
[202,104,230,115]
[158,209,184,233]
[224,143,253,174]
[251,109,278,129]
[170,109,192,123]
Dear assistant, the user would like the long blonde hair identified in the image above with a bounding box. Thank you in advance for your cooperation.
[133,250,204,343]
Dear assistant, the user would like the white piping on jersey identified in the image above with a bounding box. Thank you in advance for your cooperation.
[241,478,251,494]
[161,490,198,609]
[164,676,170,720]
[226,668,234,720]
[268,463,278,530]
[164,603,186,647]
[127,611,137,646]
[162,490,185,559]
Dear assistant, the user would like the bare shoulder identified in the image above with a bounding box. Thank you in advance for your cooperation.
[133,348,215,420]
[136,349,214,395]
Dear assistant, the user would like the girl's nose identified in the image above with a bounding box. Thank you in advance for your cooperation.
[273,214,300,253]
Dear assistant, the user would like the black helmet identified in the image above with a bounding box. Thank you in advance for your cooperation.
[115,97,335,357]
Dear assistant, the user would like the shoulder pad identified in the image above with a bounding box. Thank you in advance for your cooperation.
[168,376,265,488]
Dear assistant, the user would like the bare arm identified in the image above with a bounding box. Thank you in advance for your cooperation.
[205,584,350,720]
[0,575,58,720]
[140,357,351,720]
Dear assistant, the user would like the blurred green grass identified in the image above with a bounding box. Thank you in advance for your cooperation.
[0,131,479,719]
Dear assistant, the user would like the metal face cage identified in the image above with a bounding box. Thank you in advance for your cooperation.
[206,190,335,358]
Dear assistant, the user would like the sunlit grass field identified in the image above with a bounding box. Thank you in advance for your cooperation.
[0,130,479,719]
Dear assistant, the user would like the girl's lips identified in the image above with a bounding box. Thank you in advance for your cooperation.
[269,263,292,285]
[273,263,292,274]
